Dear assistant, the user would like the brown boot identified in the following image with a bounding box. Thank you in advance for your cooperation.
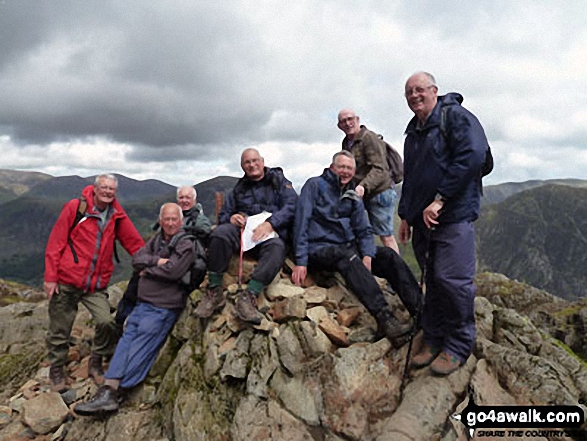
[410,343,441,369]
[234,290,261,325]
[88,352,105,385]
[430,351,461,376]
[193,285,226,318]
[49,365,68,393]
[375,310,413,347]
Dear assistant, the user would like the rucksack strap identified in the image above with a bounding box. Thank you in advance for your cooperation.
[68,197,87,264]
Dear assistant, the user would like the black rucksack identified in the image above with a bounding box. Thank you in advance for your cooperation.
[168,232,207,294]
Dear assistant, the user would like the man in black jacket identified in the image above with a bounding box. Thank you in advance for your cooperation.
[193,148,298,324]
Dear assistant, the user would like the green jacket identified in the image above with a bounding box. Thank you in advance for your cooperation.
[341,125,392,198]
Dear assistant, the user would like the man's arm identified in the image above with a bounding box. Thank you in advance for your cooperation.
[355,132,391,196]
[140,238,195,282]
[116,212,145,256]
[350,199,376,259]
[266,172,298,233]
[291,178,317,285]
[44,200,77,285]
[218,191,236,225]
[436,109,487,199]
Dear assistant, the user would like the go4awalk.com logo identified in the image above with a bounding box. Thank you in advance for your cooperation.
[451,390,585,439]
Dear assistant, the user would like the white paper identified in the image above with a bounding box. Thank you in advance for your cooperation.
[242,211,278,251]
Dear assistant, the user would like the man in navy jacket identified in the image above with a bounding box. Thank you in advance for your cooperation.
[399,72,488,375]
[292,151,421,346]
[193,148,298,324]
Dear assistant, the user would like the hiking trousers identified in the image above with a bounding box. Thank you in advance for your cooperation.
[412,222,476,363]
[46,283,119,367]
[105,302,179,388]
[208,223,286,286]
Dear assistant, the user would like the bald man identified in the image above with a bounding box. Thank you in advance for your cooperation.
[193,149,298,324]
[338,108,400,253]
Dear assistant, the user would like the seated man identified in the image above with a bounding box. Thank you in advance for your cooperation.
[193,148,298,324]
[75,203,195,415]
[176,185,212,240]
[292,151,421,346]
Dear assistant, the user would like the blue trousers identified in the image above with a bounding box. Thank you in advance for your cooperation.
[413,222,476,363]
[105,302,180,388]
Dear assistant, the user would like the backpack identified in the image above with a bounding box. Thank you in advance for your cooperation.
[440,106,494,178]
[68,197,120,264]
[168,232,207,294]
[380,138,404,184]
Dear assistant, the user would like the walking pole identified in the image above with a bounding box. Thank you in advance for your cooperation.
[400,227,434,401]
[238,225,245,292]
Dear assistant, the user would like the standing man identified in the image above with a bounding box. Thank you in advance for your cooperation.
[176,185,212,239]
[193,148,298,324]
[44,174,144,391]
[338,108,400,253]
[292,151,420,345]
[399,72,488,375]
[74,203,195,415]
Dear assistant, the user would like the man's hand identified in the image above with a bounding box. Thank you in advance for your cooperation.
[362,256,372,272]
[230,214,247,227]
[157,258,169,266]
[355,185,365,198]
[399,219,411,245]
[423,200,444,229]
[292,265,307,286]
[44,281,59,299]
[252,221,274,242]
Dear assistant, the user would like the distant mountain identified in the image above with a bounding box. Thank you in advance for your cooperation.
[0,169,52,204]
[0,171,238,287]
[476,184,587,300]
[482,178,587,205]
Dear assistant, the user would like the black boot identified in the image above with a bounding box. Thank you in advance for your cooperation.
[88,352,104,384]
[74,385,119,416]
[49,365,68,393]
[375,309,412,347]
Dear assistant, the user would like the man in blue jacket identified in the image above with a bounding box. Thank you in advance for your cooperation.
[399,72,488,375]
[193,148,298,324]
[292,151,421,345]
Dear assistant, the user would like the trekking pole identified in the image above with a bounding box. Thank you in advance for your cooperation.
[238,225,245,292]
[400,226,434,401]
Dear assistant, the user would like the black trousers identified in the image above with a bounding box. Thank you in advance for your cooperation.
[309,245,422,318]
[207,223,286,286]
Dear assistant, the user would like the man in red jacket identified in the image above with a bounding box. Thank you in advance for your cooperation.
[44,173,144,391]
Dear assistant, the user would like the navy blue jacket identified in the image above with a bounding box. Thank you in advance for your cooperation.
[294,168,375,266]
[219,167,298,240]
[398,93,488,227]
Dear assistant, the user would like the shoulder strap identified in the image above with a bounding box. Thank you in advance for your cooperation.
[168,232,192,251]
[68,197,87,264]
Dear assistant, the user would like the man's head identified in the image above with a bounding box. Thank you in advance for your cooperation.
[241,148,265,181]
[337,108,361,139]
[405,72,438,123]
[93,173,118,211]
[177,186,197,211]
[159,203,184,239]
[331,151,356,185]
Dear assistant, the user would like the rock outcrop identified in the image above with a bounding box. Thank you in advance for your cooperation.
[0,268,586,440]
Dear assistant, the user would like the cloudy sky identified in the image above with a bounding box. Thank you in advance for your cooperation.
[1,0,586,190]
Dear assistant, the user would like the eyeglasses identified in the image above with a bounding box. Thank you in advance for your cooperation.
[404,85,435,97]
[98,185,117,191]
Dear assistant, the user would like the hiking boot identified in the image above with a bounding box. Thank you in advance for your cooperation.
[234,290,262,325]
[193,285,225,318]
[375,310,413,347]
[430,351,461,376]
[49,365,68,393]
[410,343,441,369]
[88,352,105,385]
[74,385,119,416]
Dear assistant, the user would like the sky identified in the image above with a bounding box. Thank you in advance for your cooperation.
[1,0,586,191]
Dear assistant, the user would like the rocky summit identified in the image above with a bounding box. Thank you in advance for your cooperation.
[0,263,586,440]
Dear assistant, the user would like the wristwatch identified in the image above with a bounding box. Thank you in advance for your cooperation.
[434,193,446,203]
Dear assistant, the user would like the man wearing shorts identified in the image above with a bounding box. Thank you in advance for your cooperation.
[338,108,399,253]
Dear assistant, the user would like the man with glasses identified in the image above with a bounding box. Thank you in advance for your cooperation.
[337,109,400,253]
[44,173,144,391]
[399,72,489,375]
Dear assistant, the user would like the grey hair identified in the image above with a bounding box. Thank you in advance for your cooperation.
[332,150,355,166]
[94,173,118,186]
[159,202,184,220]
[413,71,437,87]
[177,185,197,200]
